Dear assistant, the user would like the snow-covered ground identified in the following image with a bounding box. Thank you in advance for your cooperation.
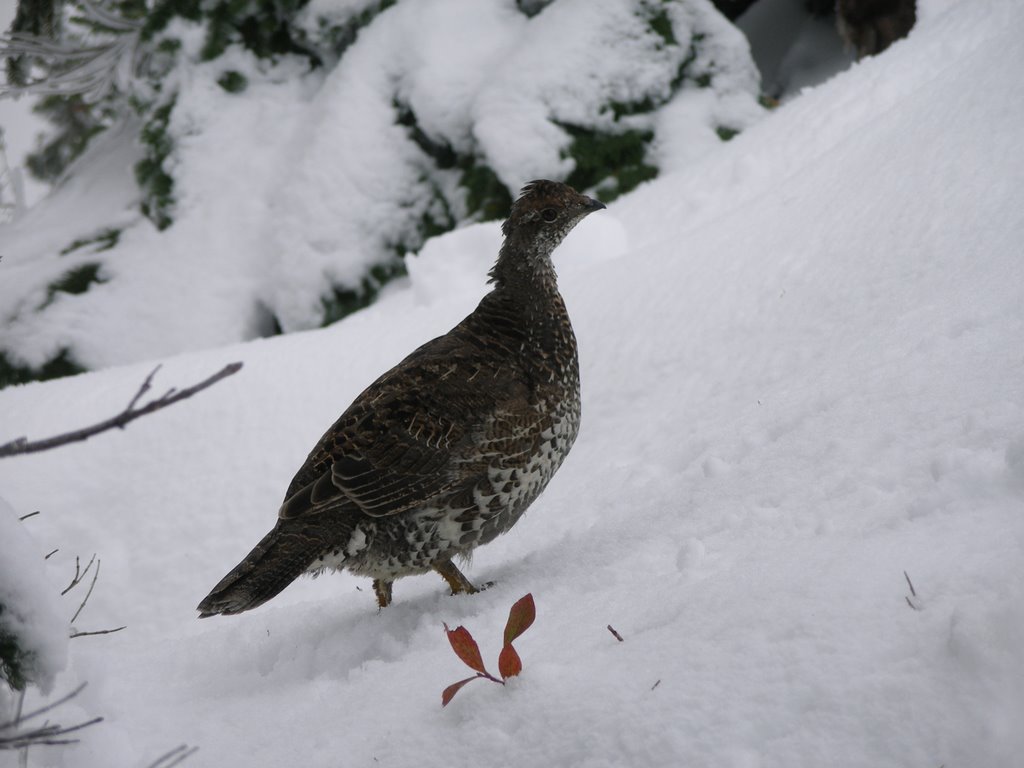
[1,0,1023,765]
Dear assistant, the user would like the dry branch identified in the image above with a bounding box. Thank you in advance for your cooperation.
[904,570,921,610]
[68,626,126,638]
[0,362,242,459]
[70,558,101,624]
[145,743,199,768]
[904,570,917,597]
[61,554,96,596]
[0,684,102,750]
[61,555,127,637]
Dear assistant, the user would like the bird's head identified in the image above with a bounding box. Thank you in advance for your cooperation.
[491,180,605,287]
[502,179,606,248]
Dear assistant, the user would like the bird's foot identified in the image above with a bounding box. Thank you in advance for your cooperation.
[434,559,487,596]
[373,578,393,609]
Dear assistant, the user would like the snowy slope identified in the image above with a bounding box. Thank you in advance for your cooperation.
[1,0,1023,765]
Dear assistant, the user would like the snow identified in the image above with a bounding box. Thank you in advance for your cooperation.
[0,0,51,211]
[0,0,762,365]
[0,498,68,696]
[0,0,1022,765]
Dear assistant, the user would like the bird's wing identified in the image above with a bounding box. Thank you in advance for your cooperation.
[278,341,536,521]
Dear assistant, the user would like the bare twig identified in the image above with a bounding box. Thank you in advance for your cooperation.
[13,689,24,737]
[60,555,126,636]
[145,744,199,768]
[651,679,661,691]
[55,552,127,636]
[904,570,921,610]
[0,683,103,750]
[124,364,160,412]
[44,548,59,560]
[904,571,917,597]
[0,716,104,748]
[0,362,242,459]
[70,558,101,624]
[61,554,96,595]
[13,690,25,768]
[17,510,39,521]
[607,625,624,642]
[69,626,126,638]
[0,682,87,725]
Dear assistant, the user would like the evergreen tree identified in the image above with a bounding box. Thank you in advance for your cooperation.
[1,0,765,386]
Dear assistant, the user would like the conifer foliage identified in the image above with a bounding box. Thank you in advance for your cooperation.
[0,0,764,387]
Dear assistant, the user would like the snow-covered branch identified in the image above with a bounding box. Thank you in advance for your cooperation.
[0,0,142,103]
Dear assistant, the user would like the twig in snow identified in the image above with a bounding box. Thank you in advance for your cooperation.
[0,683,103,750]
[70,626,126,639]
[0,362,243,459]
[17,510,39,521]
[69,558,101,624]
[61,554,127,637]
[124,364,160,412]
[607,624,624,642]
[904,570,921,610]
[143,743,199,768]
[61,554,96,595]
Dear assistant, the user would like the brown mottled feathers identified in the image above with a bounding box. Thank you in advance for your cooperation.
[278,341,536,521]
[198,180,604,617]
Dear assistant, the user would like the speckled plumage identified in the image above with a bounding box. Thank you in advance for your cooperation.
[197,180,604,616]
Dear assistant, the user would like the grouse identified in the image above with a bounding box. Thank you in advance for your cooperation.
[198,180,604,615]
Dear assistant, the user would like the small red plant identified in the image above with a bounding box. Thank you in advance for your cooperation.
[441,593,536,707]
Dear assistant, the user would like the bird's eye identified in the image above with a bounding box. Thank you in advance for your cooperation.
[541,208,557,223]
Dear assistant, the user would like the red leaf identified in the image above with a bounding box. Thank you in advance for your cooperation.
[441,676,479,707]
[498,643,522,680]
[444,623,487,674]
[503,593,536,646]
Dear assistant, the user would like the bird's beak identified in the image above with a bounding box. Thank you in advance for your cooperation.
[584,197,606,213]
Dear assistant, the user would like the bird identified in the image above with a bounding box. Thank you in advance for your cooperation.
[197,180,605,616]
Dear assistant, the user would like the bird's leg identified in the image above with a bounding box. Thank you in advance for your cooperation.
[373,578,393,609]
[433,559,480,596]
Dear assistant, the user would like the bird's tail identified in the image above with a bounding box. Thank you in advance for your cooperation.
[197,516,346,617]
